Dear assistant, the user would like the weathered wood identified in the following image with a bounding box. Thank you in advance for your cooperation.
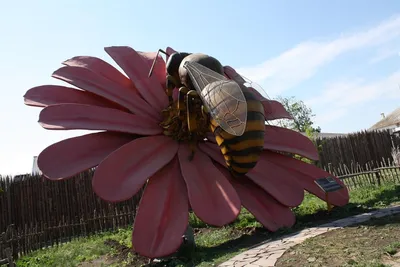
[0,170,143,260]
[316,130,400,170]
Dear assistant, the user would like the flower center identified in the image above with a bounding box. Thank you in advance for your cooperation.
[160,99,210,143]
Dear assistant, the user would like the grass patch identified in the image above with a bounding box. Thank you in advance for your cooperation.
[16,183,400,267]
[384,241,400,256]
[16,228,135,267]
[276,213,400,267]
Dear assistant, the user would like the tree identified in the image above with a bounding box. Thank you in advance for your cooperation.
[274,96,323,165]
[275,96,321,134]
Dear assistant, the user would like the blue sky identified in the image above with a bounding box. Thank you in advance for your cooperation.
[1,0,400,175]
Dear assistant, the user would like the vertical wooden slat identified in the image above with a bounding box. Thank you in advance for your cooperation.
[0,169,142,262]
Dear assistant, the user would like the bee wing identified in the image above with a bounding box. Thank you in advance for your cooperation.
[238,74,271,100]
[236,72,295,127]
[183,61,247,136]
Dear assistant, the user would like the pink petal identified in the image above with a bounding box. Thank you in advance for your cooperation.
[39,104,162,135]
[24,85,125,110]
[263,100,293,120]
[62,56,133,90]
[52,65,159,119]
[263,151,349,206]
[223,66,246,85]
[93,135,178,202]
[138,51,166,88]
[38,132,134,180]
[216,165,295,231]
[206,133,217,143]
[104,46,168,111]
[166,47,177,61]
[132,157,188,258]
[199,142,305,207]
[178,144,240,226]
[234,180,295,230]
[264,125,319,160]
[198,142,227,166]
[246,156,305,207]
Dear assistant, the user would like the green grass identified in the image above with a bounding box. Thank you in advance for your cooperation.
[16,228,133,267]
[384,241,400,255]
[16,182,400,267]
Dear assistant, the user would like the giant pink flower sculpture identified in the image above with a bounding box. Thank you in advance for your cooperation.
[23,46,349,258]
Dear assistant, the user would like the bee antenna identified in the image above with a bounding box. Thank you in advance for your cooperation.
[148,49,169,78]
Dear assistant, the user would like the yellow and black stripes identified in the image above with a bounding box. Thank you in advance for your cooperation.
[210,87,265,176]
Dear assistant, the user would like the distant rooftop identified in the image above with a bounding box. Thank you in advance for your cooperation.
[369,107,400,131]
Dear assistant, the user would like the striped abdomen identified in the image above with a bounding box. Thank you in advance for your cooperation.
[210,86,265,176]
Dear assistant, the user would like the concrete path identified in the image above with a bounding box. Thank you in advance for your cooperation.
[218,205,400,267]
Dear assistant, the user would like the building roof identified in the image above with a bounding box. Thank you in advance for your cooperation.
[369,107,400,131]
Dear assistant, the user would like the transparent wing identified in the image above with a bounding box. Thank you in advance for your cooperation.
[183,61,247,136]
[234,72,292,127]
[238,73,271,101]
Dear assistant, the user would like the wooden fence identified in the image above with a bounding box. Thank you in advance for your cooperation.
[316,130,400,170]
[0,171,143,263]
[326,159,400,190]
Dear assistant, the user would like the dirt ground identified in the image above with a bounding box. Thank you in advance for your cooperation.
[76,227,267,267]
[276,213,400,267]
[77,239,149,267]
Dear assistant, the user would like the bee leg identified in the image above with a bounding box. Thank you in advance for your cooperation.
[186,90,200,161]
[186,90,199,133]
[201,105,209,119]
[166,75,178,104]
[178,87,189,119]
[201,105,213,133]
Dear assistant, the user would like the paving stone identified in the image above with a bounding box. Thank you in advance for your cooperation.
[242,249,260,256]
[252,256,276,266]
[267,251,285,262]
[234,261,254,267]
[242,254,259,260]
[263,247,287,253]
[235,257,258,263]
[229,255,246,262]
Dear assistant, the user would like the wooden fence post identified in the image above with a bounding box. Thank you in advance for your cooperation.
[4,247,14,267]
[375,170,381,186]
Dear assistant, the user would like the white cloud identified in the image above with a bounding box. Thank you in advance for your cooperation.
[307,71,400,126]
[309,71,400,108]
[369,47,400,64]
[315,108,348,126]
[236,15,400,96]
